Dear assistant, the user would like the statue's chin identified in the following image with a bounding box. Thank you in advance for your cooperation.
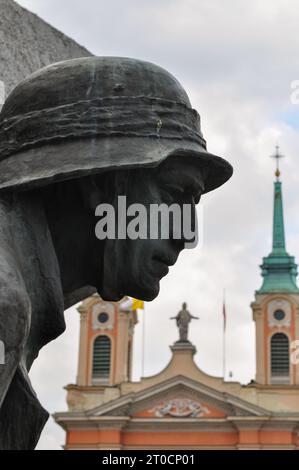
[125,281,160,302]
[99,270,161,303]
[100,287,159,303]
[98,285,123,302]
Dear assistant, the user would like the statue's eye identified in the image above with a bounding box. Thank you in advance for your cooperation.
[162,183,201,204]
[163,183,185,199]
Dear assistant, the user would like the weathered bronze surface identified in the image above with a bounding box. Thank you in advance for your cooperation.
[0,57,232,449]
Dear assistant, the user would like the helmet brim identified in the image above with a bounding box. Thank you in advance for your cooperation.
[0,136,233,194]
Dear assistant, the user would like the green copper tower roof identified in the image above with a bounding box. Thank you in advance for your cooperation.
[257,147,299,294]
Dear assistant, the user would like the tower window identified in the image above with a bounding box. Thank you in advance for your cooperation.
[271,333,289,384]
[273,309,286,321]
[92,335,111,382]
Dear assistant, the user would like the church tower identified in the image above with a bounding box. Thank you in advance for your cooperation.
[65,295,138,412]
[252,147,299,385]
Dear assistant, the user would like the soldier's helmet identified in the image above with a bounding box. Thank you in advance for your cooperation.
[0,57,233,193]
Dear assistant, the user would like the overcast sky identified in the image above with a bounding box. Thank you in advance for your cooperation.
[14,0,299,450]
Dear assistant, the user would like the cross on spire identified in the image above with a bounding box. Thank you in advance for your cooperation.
[271,145,284,180]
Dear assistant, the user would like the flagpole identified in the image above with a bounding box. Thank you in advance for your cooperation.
[141,305,145,377]
[223,289,226,380]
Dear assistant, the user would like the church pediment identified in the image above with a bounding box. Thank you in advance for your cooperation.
[87,376,269,419]
[133,396,225,418]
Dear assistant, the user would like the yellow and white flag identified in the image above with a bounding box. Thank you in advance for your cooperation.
[120,297,144,311]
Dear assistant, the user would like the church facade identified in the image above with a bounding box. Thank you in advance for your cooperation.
[54,160,299,450]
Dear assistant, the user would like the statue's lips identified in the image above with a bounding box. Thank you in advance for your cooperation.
[151,258,169,278]
[151,253,179,278]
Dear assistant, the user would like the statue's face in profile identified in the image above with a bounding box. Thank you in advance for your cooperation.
[101,156,206,301]
[42,155,206,304]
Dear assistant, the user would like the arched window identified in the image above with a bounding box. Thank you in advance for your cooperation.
[92,335,111,382]
[271,333,290,384]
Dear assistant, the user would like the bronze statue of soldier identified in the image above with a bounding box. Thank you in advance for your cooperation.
[0,57,232,449]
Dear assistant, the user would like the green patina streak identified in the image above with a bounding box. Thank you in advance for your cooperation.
[257,179,299,294]
[272,181,286,254]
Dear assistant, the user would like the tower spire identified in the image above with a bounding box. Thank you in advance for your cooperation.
[257,147,299,294]
[271,146,286,254]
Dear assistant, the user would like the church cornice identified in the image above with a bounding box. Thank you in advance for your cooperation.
[66,375,270,419]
